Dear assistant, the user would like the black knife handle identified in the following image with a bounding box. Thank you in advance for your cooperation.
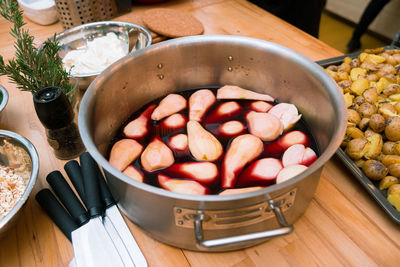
[36,189,78,242]
[95,162,116,208]
[80,152,103,217]
[64,160,86,206]
[46,171,89,226]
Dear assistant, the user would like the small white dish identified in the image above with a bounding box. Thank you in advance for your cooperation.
[17,0,58,25]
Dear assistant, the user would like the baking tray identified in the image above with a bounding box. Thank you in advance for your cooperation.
[316,50,400,224]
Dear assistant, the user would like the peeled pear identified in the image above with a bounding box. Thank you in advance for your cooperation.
[187,120,223,161]
[189,89,216,121]
[217,85,274,102]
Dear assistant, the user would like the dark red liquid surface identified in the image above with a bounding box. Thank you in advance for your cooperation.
[110,87,319,194]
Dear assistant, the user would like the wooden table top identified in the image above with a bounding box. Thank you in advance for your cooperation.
[0,0,399,266]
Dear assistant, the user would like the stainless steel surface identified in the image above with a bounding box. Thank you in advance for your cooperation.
[102,213,135,267]
[71,216,125,267]
[54,0,118,29]
[128,28,140,55]
[41,21,152,90]
[174,189,296,230]
[0,85,9,119]
[195,199,293,248]
[0,130,39,236]
[79,35,347,251]
[105,206,148,267]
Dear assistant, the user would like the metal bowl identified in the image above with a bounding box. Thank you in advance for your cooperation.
[0,130,39,236]
[0,85,9,119]
[79,35,347,251]
[50,21,152,90]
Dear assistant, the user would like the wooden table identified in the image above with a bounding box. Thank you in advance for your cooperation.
[0,0,399,266]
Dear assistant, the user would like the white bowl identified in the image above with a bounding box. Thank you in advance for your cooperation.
[18,0,58,25]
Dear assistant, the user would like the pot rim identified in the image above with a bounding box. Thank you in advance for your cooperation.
[79,35,347,202]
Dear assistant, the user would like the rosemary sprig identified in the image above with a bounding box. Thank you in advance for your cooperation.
[0,0,72,96]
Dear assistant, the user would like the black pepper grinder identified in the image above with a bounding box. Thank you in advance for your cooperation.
[33,86,85,160]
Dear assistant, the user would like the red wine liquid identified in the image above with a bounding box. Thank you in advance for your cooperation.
[110,86,319,194]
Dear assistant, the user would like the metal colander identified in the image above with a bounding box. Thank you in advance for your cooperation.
[55,0,118,29]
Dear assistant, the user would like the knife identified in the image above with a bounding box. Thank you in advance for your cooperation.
[94,157,148,267]
[66,153,147,267]
[80,152,139,267]
[65,158,137,267]
[46,170,125,267]
[35,189,79,267]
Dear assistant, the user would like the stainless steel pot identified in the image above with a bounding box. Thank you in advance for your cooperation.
[79,35,346,251]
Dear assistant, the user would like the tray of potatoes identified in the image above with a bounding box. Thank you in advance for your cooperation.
[317,47,400,224]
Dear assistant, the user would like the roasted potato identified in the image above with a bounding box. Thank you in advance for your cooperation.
[379,103,397,119]
[326,65,338,72]
[354,159,365,168]
[344,93,355,108]
[338,62,351,73]
[381,53,397,65]
[388,184,400,195]
[378,64,396,77]
[379,176,399,190]
[376,77,393,93]
[362,159,388,180]
[358,102,377,118]
[388,163,400,177]
[345,138,368,160]
[350,67,366,81]
[381,155,400,166]
[393,53,400,63]
[366,73,379,82]
[358,118,370,131]
[383,84,399,96]
[364,129,376,138]
[345,127,364,139]
[364,133,383,159]
[351,79,369,95]
[387,191,400,211]
[350,58,360,68]
[394,102,400,114]
[385,116,400,141]
[383,141,397,155]
[347,109,361,125]
[387,184,400,211]
[354,96,365,106]
[338,80,352,89]
[362,87,379,103]
[337,71,349,81]
[369,114,385,133]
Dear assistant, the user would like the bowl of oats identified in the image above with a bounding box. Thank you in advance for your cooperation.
[0,130,39,235]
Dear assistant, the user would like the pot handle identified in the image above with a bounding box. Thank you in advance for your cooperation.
[194,200,293,248]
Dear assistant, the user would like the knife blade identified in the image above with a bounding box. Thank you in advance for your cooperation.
[46,170,125,267]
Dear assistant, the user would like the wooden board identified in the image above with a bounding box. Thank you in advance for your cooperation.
[0,0,399,266]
